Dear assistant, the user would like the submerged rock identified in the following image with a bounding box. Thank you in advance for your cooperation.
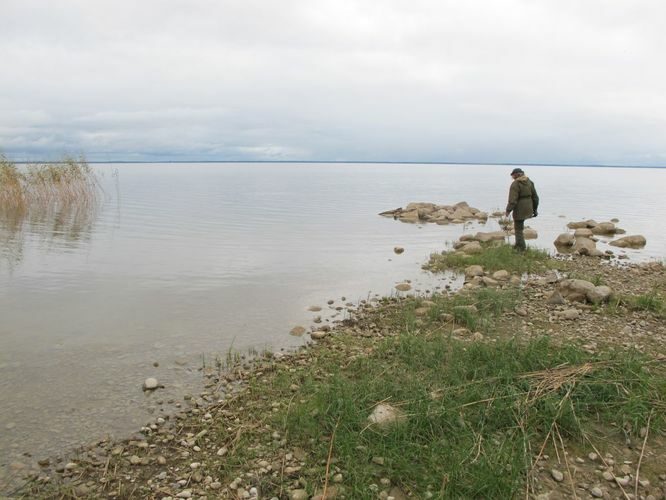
[289,326,306,337]
[609,235,647,248]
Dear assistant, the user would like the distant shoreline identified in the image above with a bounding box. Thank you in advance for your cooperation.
[11,160,666,168]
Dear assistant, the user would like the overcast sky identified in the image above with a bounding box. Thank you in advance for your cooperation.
[1,1,665,165]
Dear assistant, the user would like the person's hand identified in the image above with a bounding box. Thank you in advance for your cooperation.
[532,211,538,218]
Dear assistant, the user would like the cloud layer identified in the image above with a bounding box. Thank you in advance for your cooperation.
[1,0,665,165]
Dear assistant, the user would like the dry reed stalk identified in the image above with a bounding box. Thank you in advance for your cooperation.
[635,409,653,498]
[322,418,341,499]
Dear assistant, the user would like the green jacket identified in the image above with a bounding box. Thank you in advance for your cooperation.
[506,175,539,221]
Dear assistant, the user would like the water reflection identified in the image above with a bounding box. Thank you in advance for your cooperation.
[0,200,100,268]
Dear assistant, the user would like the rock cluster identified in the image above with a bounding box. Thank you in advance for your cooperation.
[554,218,646,256]
[462,265,522,289]
[379,201,488,224]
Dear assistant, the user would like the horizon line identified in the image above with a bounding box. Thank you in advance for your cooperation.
[8,159,666,168]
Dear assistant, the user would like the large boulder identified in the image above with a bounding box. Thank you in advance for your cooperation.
[465,265,484,279]
[459,241,483,254]
[474,231,506,243]
[591,222,617,235]
[573,237,597,255]
[554,233,575,247]
[574,228,593,238]
[567,220,598,229]
[609,235,647,248]
[405,202,437,212]
[451,207,474,220]
[492,270,510,281]
[558,279,614,304]
[587,285,613,304]
[558,279,595,303]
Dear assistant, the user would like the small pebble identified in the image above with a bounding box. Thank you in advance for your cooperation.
[551,469,564,482]
[591,487,603,498]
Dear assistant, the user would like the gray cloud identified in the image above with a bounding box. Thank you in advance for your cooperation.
[1,0,665,165]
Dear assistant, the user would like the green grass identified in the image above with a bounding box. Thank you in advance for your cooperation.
[212,288,666,499]
[425,243,552,275]
[262,335,665,499]
[624,290,665,316]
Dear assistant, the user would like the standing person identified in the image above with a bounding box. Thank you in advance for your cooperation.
[505,167,539,252]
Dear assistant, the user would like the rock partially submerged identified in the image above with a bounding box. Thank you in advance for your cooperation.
[379,201,488,224]
[609,235,647,248]
[555,218,643,257]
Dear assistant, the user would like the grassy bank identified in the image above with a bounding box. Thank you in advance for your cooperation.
[425,243,553,274]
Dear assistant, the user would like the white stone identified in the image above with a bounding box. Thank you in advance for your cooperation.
[143,377,159,390]
[551,469,564,482]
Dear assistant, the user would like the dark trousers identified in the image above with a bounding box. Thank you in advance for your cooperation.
[514,219,526,251]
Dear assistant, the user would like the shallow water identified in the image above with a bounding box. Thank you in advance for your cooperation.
[1,162,664,481]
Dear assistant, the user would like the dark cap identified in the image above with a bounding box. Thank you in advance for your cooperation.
[510,168,524,176]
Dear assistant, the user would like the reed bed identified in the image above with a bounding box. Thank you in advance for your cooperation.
[0,155,101,212]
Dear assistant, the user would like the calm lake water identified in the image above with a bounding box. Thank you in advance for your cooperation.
[1,162,664,483]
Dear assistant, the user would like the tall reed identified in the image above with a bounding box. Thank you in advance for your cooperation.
[0,155,101,211]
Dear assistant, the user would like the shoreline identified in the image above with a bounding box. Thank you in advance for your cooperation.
[8,248,666,499]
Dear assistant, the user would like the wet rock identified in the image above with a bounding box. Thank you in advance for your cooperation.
[609,235,647,248]
[395,283,412,292]
[393,247,405,254]
[308,305,322,312]
[524,228,538,239]
[567,219,598,229]
[474,231,506,243]
[554,233,575,247]
[590,221,617,235]
[574,228,593,238]
[310,331,327,340]
[573,237,598,256]
[290,326,306,337]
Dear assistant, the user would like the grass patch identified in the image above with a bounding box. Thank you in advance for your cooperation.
[260,335,665,499]
[425,243,552,275]
[623,290,665,317]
